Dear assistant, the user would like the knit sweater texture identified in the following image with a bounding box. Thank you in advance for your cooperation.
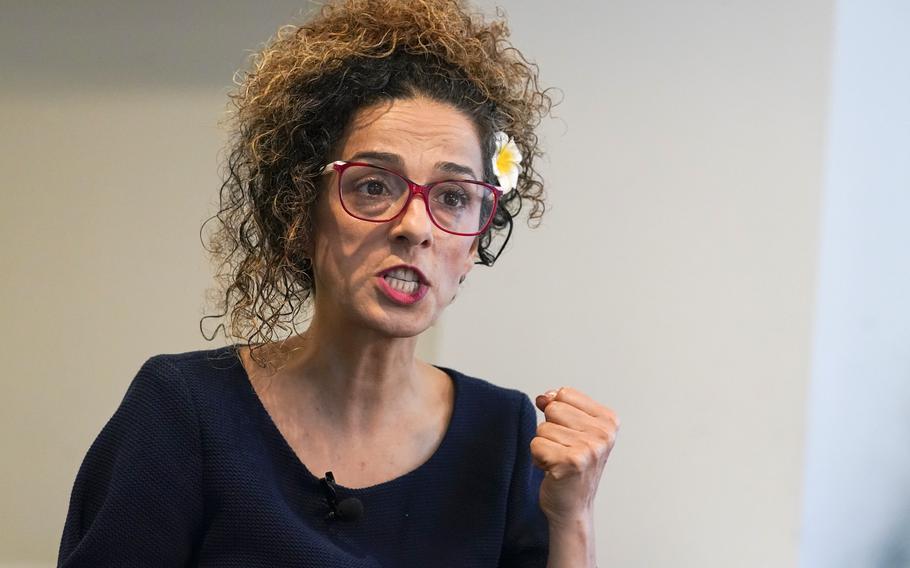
[58,346,549,567]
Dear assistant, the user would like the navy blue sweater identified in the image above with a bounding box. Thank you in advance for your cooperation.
[58,346,549,567]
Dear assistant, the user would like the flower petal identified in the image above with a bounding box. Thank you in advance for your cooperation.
[502,169,519,193]
[504,138,523,165]
[492,131,522,193]
[493,131,510,149]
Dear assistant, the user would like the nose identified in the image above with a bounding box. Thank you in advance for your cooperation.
[389,192,434,247]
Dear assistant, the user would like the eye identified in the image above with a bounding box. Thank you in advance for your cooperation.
[435,184,471,209]
[356,177,391,197]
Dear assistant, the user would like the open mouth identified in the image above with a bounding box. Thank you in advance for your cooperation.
[377,265,430,304]
[381,267,423,294]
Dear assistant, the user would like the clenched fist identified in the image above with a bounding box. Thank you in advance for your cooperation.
[531,387,620,526]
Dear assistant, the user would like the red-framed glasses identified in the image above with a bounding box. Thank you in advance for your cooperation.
[320,160,502,237]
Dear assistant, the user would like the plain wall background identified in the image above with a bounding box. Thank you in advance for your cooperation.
[448,0,832,566]
[2,1,901,567]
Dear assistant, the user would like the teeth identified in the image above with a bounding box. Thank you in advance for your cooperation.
[387,267,419,282]
[384,275,419,294]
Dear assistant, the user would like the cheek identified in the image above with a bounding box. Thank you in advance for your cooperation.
[437,238,476,282]
[310,203,366,286]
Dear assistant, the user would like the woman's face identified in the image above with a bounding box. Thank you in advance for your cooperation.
[310,96,483,338]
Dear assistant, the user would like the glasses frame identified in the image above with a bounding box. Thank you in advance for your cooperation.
[321,160,503,237]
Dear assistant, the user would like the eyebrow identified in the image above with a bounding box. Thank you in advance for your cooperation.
[347,151,479,180]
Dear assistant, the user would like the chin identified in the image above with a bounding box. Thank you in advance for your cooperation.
[358,318,431,340]
[361,298,441,339]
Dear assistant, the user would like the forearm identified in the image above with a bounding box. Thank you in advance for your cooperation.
[546,512,597,568]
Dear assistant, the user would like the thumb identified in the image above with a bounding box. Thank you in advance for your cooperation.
[535,389,559,412]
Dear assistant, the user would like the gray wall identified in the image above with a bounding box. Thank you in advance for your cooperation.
[2,1,906,567]
[453,1,831,566]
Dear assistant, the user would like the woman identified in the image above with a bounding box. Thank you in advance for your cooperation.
[58,1,619,566]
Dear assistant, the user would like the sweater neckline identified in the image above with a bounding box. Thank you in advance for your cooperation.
[223,344,463,495]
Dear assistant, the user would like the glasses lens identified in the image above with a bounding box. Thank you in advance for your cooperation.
[428,181,496,235]
[339,165,409,220]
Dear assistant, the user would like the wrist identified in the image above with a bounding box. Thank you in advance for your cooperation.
[546,513,596,568]
[545,506,594,532]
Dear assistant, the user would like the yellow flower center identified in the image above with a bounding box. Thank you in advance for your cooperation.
[496,145,517,174]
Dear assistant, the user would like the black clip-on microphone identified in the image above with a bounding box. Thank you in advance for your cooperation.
[320,471,364,522]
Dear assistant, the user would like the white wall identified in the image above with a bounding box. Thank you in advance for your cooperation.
[445,1,833,566]
[0,89,223,563]
[6,1,904,567]
[800,1,910,567]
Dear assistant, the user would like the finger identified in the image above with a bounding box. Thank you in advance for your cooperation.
[534,390,558,412]
[553,386,614,420]
[543,399,610,433]
[529,435,569,470]
[536,420,584,447]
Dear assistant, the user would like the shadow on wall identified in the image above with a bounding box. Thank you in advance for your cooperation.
[878,506,910,567]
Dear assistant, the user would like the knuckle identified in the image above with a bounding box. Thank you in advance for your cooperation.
[568,449,591,471]
[583,438,606,459]
[549,466,569,480]
[607,429,617,445]
[591,438,610,460]
[592,426,613,446]
[602,408,620,428]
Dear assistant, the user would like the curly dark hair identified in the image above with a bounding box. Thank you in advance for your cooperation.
[201,0,554,362]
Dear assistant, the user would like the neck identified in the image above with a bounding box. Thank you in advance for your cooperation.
[264,308,426,435]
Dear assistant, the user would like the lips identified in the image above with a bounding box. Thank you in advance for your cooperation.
[376,264,430,305]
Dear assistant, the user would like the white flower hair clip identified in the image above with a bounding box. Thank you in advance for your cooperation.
[492,131,522,194]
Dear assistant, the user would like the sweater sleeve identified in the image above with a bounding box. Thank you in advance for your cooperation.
[499,393,550,567]
[58,355,204,567]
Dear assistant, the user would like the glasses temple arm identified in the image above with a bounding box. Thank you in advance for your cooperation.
[320,161,347,175]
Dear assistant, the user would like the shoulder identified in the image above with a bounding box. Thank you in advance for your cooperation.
[60,353,212,565]
[122,345,243,415]
[441,365,527,401]
[133,344,241,387]
[437,366,537,427]
[138,344,240,378]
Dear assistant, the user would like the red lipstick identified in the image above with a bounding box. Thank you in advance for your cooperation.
[376,265,430,305]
